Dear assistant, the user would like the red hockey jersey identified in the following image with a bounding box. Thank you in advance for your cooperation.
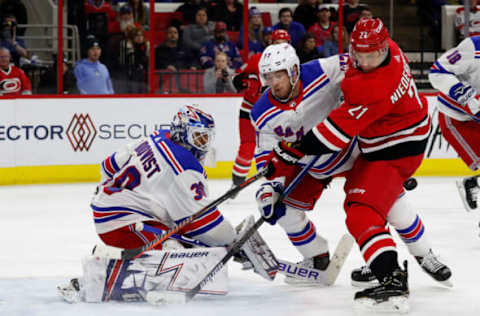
[312,39,430,160]
[0,65,32,96]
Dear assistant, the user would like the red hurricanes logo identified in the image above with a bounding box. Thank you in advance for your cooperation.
[0,78,20,93]
[66,114,97,151]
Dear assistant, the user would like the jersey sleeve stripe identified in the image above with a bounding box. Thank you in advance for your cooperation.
[312,126,344,151]
[429,61,454,75]
[303,73,329,96]
[256,107,283,130]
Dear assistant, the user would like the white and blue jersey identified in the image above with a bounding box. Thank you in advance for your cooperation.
[429,36,480,122]
[91,129,230,246]
[251,54,358,179]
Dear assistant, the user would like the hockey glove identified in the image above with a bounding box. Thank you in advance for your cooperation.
[265,140,305,181]
[466,95,480,117]
[255,181,286,225]
[233,72,247,91]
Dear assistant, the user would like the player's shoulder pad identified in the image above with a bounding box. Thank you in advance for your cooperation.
[250,90,274,124]
[151,130,204,175]
[300,58,325,87]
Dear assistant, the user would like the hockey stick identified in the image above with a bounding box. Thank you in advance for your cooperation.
[185,155,321,302]
[277,233,354,286]
[118,168,268,260]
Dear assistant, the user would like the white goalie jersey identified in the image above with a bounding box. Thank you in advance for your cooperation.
[91,129,233,246]
[429,36,480,122]
[251,54,358,179]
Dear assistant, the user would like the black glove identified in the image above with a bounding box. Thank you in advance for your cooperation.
[233,72,247,91]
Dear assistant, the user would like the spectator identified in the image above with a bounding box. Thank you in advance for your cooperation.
[127,0,149,28]
[183,8,215,62]
[176,0,209,25]
[0,0,27,36]
[343,0,369,33]
[293,0,318,31]
[84,0,118,36]
[203,51,236,93]
[296,33,321,64]
[456,0,480,39]
[308,4,336,49]
[321,25,349,57]
[119,26,149,93]
[110,5,141,34]
[210,0,243,31]
[273,8,306,48]
[74,36,114,94]
[39,55,77,95]
[359,7,373,19]
[0,14,27,66]
[238,7,264,56]
[199,21,242,69]
[261,26,273,49]
[0,46,31,95]
[155,26,195,70]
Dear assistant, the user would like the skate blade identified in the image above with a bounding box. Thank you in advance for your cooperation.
[436,279,453,288]
[351,279,379,289]
[284,277,328,287]
[145,291,187,306]
[456,180,474,212]
[353,296,409,314]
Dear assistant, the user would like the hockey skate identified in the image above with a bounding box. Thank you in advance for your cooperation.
[415,249,452,287]
[353,261,409,314]
[57,278,81,303]
[350,265,379,288]
[456,175,479,212]
[283,252,330,285]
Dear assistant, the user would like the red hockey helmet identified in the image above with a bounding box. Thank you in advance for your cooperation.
[350,18,389,53]
[271,29,291,43]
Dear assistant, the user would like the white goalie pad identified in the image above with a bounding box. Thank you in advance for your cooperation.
[237,215,279,281]
[77,247,229,303]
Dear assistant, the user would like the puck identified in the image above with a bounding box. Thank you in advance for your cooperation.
[403,178,418,191]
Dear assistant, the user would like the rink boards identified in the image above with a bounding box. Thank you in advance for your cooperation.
[0,95,476,185]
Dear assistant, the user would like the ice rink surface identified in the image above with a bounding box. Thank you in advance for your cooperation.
[1,177,479,316]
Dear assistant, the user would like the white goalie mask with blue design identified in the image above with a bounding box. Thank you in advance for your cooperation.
[170,105,216,161]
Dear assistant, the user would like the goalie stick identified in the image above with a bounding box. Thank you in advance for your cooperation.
[185,155,321,302]
[277,233,354,286]
[116,168,268,260]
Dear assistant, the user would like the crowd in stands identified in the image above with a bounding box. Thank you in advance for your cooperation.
[2,0,479,96]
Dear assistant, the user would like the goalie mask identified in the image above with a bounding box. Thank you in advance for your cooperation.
[170,105,215,161]
[259,43,300,102]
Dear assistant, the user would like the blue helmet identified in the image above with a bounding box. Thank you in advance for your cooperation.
[170,105,215,161]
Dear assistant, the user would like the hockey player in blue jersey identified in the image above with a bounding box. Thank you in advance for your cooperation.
[57,105,276,304]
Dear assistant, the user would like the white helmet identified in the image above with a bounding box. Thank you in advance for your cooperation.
[258,43,300,88]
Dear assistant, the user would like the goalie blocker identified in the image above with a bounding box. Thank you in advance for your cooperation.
[58,216,278,304]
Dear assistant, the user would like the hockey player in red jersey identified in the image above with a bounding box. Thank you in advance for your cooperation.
[264,18,434,312]
[0,47,31,95]
[230,30,292,195]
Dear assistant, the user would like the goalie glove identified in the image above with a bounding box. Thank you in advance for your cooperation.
[255,181,286,225]
[265,140,305,181]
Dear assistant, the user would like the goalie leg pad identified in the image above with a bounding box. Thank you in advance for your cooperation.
[73,247,229,303]
[236,215,279,280]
